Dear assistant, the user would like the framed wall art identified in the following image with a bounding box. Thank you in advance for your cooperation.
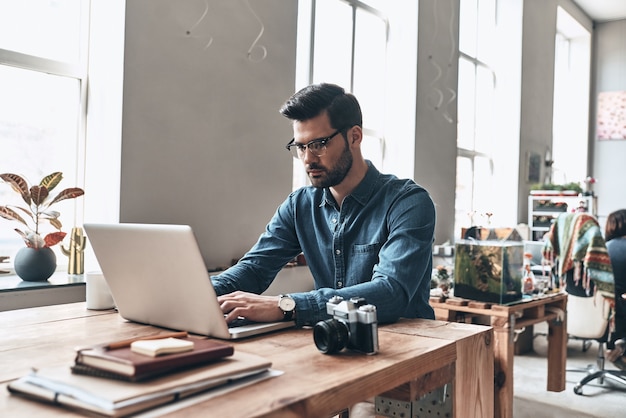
[597,91,626,140]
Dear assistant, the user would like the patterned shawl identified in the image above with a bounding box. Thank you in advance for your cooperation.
[542,212,614,294]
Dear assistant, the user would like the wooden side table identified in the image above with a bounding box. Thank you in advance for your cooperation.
[430,292,567,418]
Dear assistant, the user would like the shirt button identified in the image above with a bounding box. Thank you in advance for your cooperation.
[335,249,341,255]
[337,281,343,288]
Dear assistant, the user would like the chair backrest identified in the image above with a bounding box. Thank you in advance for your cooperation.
[566,292,611,340]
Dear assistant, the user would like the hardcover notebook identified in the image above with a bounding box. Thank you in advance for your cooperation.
[83,223,295,339]
[8,351,272,418]
[73,337,235,382]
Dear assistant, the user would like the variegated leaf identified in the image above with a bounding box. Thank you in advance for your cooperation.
[14,229,32,247]
[48,188,84,206]
[40,210,61,220]
[40,172,63,192]
[0,206,28,225]
[44,231,67,247]
[30,185,49,206]
[14,206,34,220]
[49,218,63,230]
[0,173,31,206]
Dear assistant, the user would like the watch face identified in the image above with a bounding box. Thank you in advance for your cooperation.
[279,296,296,311]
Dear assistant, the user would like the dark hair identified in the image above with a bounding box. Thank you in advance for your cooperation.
[605,209,626,242]
[279,83,362,131]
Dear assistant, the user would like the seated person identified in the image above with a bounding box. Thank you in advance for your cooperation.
[211,83,436,327]
[604,209,626,370]
[543,211,614,296]
[543,211,622,368]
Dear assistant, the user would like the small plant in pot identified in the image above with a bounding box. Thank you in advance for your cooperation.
[0,172,84,281]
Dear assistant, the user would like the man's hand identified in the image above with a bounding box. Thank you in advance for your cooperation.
[217,291,284,323]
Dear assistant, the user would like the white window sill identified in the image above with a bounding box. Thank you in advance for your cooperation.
[0,269,85,312]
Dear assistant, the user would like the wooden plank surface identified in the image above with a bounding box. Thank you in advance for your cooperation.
[1,303,479,418]
[382,319,495,418]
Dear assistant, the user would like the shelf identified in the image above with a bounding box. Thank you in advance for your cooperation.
[528,194,597,241]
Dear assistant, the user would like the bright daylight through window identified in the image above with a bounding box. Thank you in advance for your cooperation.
[0,0,88,261]
[293,0,417,188]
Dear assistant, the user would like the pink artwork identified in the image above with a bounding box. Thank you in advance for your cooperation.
[597,91,626,140]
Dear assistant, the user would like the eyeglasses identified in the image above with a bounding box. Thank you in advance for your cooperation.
[285,130,342,159]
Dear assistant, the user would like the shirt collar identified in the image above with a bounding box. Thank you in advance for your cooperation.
[319,161,379,208]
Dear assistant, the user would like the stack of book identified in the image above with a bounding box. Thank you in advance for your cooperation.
[72,332,236,382]
[8,332,273,417]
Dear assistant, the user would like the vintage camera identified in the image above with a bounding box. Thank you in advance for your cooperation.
[313,296,378,355]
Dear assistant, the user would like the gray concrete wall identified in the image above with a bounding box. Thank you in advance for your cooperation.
[120,0,297,269]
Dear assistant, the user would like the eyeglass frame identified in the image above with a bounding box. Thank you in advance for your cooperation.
[285,129,343,159]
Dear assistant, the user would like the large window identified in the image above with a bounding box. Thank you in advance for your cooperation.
[455,0,498,236]
[0,0,125,268]
[552,7,591,186]
[295,0,417,189]
[0,0,89,260]
[455,0,521,238]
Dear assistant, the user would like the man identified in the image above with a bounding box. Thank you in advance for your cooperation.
[212,83,436,327]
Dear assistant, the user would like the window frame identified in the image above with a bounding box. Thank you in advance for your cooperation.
[0,1,90,262]
[294,0,390,188]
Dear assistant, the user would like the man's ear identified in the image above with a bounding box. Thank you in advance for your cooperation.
[351,126,363,145]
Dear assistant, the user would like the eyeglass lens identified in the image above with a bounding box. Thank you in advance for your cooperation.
[290,141,327,159]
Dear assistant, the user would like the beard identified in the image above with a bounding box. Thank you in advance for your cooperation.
[307,141,353,188]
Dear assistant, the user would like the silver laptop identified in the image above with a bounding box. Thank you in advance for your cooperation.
[83,223,294,339]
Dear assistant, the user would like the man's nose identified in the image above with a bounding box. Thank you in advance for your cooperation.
[302,148,319,164]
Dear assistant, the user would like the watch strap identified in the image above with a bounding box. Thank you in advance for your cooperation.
[282,309,293,321]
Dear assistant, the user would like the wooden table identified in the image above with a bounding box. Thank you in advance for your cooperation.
[0,303,493,417]
[431,292,568,418]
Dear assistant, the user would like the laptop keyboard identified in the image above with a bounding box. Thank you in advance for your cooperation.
[226,316,255,328]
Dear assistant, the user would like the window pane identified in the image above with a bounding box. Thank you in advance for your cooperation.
[313,0,352,88]
[476,0,496,63]
[353,8,386,133]
[459,0,478,55]
[457,58,476,150]
[0,0,84,63]
[0,64,81,256]
[473,155,494,218]
[455,156,473,227]
[553,8,590,186]
[474,65,495,152]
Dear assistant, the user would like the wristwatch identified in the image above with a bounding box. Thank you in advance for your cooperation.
[278,294,296,321]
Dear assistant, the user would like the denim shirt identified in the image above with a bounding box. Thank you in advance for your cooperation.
[211,162,436,326]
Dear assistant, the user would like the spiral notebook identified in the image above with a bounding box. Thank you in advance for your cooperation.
[83,223,294,339]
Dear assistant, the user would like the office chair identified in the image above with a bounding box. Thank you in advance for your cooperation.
[544,212,626,393]
[566,292,626,395]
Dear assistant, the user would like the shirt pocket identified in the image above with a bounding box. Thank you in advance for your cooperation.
[348,242,382,284]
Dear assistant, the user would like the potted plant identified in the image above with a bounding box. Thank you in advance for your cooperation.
[0,172,84,281]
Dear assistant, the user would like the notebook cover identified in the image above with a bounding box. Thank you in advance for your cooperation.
[74,337,234,379]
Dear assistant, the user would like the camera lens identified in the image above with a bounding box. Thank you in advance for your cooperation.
[313,319,349,354]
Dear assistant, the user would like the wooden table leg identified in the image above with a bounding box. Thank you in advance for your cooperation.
[492,315,515,418]
[453,326,494,418]
[546,301,567,391]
